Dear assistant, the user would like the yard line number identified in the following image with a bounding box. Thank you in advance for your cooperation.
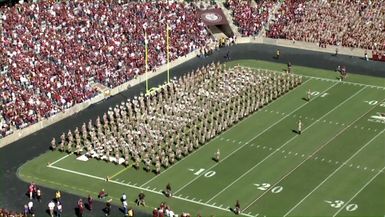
[365,100,385,107]
[324,200,358,212]
[192,168,216,177]
[310,91,329,98]
[253,183,283,193]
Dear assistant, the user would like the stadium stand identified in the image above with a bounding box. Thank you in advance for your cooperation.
[226,0,384,51]
[225,0,274,36]
[0,1,212,138]
[0,208,24,217]
[267,0,385,50]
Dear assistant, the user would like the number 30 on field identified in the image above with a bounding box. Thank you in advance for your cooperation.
[325,200,358,212]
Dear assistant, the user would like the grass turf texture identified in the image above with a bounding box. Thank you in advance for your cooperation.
[18,60,385,217]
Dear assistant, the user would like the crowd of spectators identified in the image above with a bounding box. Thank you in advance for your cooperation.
[0,208,23,217]
[226,0,384,51]
[0,1,211,138]
[267,0,385,50]
[225,0,274,36]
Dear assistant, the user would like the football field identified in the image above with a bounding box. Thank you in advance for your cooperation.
[18,60,385,216]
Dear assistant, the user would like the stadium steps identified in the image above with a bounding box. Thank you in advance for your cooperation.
[216,2,242,37]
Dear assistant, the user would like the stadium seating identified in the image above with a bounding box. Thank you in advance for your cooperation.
[267,0,385,50]
[0,1,211,138]
[226,0,384,51]
[225,0,274,36]
[0,208,24,217]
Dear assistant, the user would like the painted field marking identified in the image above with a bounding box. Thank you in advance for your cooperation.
[283,128,385,216]
[139,78,312,188]
[49,154,72,166]
[110,165,132,179]
[47,163,255,217]
[207,85,364,203]
[175,80,335,195]
[241,66,385,90]
[332,165,385,217]
[244,93,379,212]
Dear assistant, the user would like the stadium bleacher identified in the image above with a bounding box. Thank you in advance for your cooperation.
[0,1,211,138]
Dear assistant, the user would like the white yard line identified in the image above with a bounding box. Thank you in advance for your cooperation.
[140,78,313,188]
[47,164,254,217]
[49,154,72,166]
[241,66,385,90]
[207,86,367,203]
[332,165,385,217]
[243,96,381,212]
[174,81,338,195]
[283,128,385,216]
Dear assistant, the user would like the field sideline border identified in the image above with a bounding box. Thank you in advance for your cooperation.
[46,163,255,217]
[243,97,385,212]
[174,81,339,194]
[36,75,382,216]
[240,66,385,90]
[206,85,367,203]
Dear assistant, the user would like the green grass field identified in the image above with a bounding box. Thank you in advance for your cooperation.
[18,60,385,216]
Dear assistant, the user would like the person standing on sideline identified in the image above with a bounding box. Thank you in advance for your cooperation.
[276,49,280,59]
[28,183,34,200]
[122,200,128,216]
[298,119,302,135]
[77,199,84,217]
[48,200,55,217]
[121,193,127,202]
[55,190,61,202]
[87,194,93,211]
[56,201,63,217]
[23,204,29,217]
[27,201,33,214]
[234,200,241,214]
[105,199,112,216]
[165,183,172,197]
[36,188,41,202]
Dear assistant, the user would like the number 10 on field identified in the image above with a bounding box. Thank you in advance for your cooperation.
[189,168,216,177]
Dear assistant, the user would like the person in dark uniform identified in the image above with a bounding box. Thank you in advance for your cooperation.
[276,49,280,59]
[234,200,241,214]
[287,62,292,73]
[104,199,112,216]
[136,192,145,206]
[165,183,172,197]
